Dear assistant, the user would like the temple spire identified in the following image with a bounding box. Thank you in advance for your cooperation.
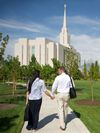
[63,3,67,28]
[59,1,70,47]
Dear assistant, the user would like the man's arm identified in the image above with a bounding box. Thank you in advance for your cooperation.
[52,77,58,95]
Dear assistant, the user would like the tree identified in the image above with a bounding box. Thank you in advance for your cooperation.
[83,61,88,79]
[88,61,100,101]
[28,55,42,77]
[52,58,61,72]
[0,33,9,82]
[94,60,99,80]
[29,54,37,66]
[88,63,95,80]
[0,33,9,64]
[41,65,54,81]
[0,60,9,82]
[64,48,81,79]
[7,56,20,96]
[88,63,95,101]
[72,64,82,80]
[20,65,29,81]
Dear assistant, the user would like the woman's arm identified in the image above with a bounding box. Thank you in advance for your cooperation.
[42,80,55,99]
[44,90,55,100]
[26,91,29,105]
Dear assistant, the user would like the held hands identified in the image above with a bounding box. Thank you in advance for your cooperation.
[45,90,55,100]
[50,96,55,100]
[50,93,55,100]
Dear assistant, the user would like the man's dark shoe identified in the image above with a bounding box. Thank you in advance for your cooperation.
[60,126,66,131]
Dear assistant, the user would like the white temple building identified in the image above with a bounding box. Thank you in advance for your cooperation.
[15,3,80,66]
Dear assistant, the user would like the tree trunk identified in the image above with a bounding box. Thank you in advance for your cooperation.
[12,75,16,96]
[12,80,15,97]
[90,79,94,101]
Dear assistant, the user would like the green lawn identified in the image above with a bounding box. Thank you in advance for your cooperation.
[70,80,100,133]
[0,83,26,133]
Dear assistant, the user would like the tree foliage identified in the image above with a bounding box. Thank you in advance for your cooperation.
[7,56,20,96]
[0,33,9,63]
[83,61,88,79]
[64,49,81,79]
[88,61,100,101]
[52,58,61,72]
[41,65,54,81]
[28,55,42,77]
[94,61,99,80]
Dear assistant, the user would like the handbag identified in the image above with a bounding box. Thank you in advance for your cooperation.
[70,77,77,99]
[24,104,30,121]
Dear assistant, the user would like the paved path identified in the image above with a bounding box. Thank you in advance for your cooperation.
[21,95,90,133]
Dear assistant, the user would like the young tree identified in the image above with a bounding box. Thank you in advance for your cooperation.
[94,60,99,80]
[88,63,95,101]
[89,63,95,80]
[83,61,88,79]
[7,56,20,96]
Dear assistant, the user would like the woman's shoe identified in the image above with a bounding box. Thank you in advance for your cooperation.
[26,125,32,130]
[32,128,37,131]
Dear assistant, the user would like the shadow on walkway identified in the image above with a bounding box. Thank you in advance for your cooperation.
[38,111,81,129]
[38,113,58,129]
[66,111,81,124]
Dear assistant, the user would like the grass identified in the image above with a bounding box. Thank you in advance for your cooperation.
[0,83,26,133]
[70,80,100,133]
[0,83,26,96]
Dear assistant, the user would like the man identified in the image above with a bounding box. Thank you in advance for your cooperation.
[51,66,73,130]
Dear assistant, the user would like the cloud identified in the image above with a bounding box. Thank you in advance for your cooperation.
[47,16,63,25]
[69,16,100,27]
[71,34,100,64]
[49,15,100,32]
[0,19,54,35]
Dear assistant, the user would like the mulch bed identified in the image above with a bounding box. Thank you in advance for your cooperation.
[76,99,100,106]
[0,104,17,110]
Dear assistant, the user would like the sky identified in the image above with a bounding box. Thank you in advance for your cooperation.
[0,0,100,65]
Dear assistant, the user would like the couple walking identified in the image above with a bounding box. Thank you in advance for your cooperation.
[26,66,74,131]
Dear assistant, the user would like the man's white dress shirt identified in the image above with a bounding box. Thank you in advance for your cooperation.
[29,78,47,100]
[52,73,73,94]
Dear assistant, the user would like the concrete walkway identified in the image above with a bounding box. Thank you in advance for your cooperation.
[21,95,90,133]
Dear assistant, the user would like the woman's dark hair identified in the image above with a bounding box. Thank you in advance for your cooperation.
[28,70,40,93]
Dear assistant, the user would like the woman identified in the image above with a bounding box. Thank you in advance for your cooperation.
[26,70,53,131]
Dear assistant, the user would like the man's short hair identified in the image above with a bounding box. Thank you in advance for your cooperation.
[59,66,65,72]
